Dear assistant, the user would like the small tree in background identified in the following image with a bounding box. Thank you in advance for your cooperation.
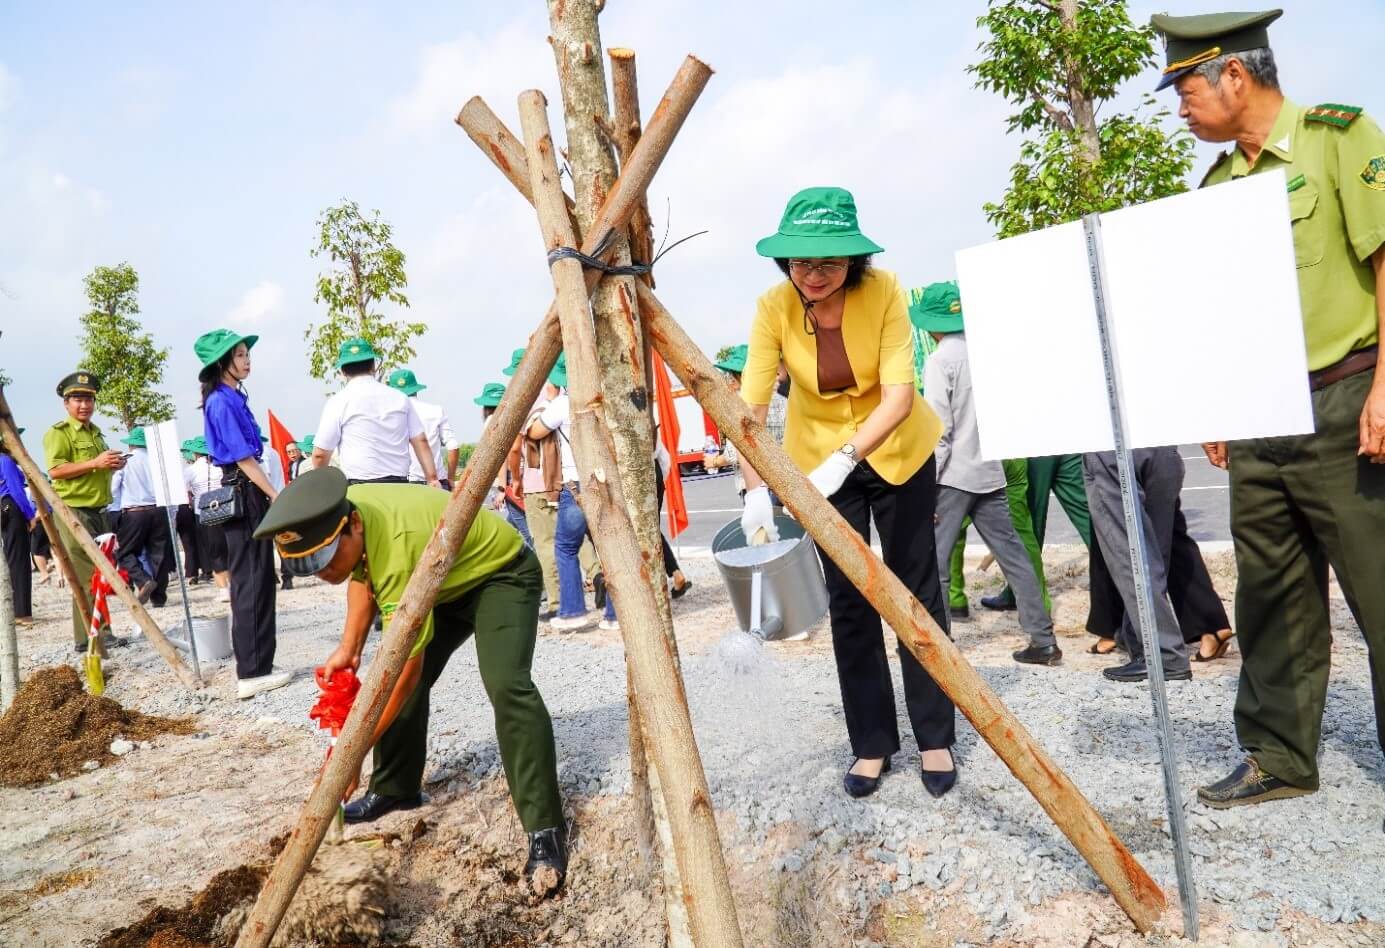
[970,0,1195,237]
[78,263,175,430]
[306,200,426,383]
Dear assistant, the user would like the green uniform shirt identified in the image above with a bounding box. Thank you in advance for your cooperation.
[43,418,113,508]
[347,483,523,658]
[1202,99,1385,371]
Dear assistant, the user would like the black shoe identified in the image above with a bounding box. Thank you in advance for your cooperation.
[539,609,558,622]
[950,603,971,621]
[1197,756,1313,809]
[525,825,569,895]
[843,757,891,798]
[1013,643,1062,666]
[670,577,693,600]
[1102,660,1192,683]
[921,749,958,799]
[135,579,157,604]
[593,572,606,609]
[280,576,293,591]
[980,592,1016,612]
[342,790,426,824]
[150,598,168,608]
[74,640,88,654]
[188,575,200,586]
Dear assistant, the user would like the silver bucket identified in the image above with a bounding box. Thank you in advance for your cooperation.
[712,516,829,641]
[168,615,233,662]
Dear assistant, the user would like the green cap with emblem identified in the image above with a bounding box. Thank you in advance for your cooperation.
[715,344,748,374]
[335,337,380,369]
[194,329,259,371]
[252,466,353,576]
[501,348,525,377]
[56,371,101,398]
[121,427,146,448]
[473,381,506,407]
[1150,9,1283,91]
[756,187,885,259]
[911,281,965,333]
[387,367,426,395]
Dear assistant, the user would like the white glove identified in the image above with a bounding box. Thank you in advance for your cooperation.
[740,486,779,544]
[808,451,856,499]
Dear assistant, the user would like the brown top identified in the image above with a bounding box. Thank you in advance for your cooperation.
[814,324,857,393]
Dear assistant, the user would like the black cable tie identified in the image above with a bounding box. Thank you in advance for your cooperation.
[546,228,709,277]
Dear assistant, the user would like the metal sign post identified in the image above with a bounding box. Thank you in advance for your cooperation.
[1082,212,1198,939]
[147,422,200,681]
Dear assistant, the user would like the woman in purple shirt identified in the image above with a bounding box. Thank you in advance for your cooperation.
[1,431,37,626]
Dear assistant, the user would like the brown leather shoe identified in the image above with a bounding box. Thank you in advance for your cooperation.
[1197,756,1313,809]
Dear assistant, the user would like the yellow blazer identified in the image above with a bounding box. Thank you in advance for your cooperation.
[742,268,941,486]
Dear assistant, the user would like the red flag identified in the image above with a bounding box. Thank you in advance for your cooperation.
[267,410,296,482]
[651,350,689,537]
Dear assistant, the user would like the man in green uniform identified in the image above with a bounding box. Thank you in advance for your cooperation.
[253,467,569,892]
[43,371,128,655]
[1154,10,1385,806]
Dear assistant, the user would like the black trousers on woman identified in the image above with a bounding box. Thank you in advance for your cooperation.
[1087,499,1229,643]
[175,504,203,578]
[821,456,955,759]
[197,519,228,574]
[1,496,32,620]
[655,473,680,577]
[220,469,277,679]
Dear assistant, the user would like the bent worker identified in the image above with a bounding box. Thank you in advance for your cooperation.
[252,466,568,892]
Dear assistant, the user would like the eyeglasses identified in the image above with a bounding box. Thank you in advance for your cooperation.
[788,260,848,277]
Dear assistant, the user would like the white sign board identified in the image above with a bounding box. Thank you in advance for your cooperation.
[145,420,189,508]
[955,170,1313,460]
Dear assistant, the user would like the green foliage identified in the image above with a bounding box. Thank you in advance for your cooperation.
[306,200,426,384]
[970,0,1195,236]
[456,443,477,468]
[78,263,175,430]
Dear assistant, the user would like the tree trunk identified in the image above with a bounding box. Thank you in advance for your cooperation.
[0,546,16,711]
[1059,0,1102,164]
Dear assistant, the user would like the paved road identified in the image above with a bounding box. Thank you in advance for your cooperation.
[670,444,1229,552]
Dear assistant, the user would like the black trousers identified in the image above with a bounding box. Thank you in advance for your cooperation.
[116,507,173,605]
[221,474,277,678]
[1086,500,1229,643]
[821,456,956,758]
[655,474,680,577]
[1,496,32,619]
[175,504,203,578]
[198,520,228,573]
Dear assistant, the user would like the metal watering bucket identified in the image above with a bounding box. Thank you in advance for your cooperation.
[168,615,233,662]
[712,515,829,641]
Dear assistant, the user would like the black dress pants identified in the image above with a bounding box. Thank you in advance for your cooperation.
[198,520,228,573]
[175,504,203,578]
[116,506,172,605]
[1,496,32,619]
[821,456,956,758]
[655,474,680,577]
[221,473,277,678]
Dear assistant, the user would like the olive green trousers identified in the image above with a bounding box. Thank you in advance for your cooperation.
[1228,371,1385,789]
[56,506,113,648]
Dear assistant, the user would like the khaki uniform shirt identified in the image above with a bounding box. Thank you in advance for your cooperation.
[1202,99,1385,371]
[43,418,113,508]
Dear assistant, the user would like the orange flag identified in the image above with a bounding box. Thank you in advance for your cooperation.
[651,350,689,537]
[267,410,296,481]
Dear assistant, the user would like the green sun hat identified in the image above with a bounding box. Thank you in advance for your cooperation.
[755,186,885,259]
[121,427,147,448]
[335,337,381,369]
[299,434,315,454]
[911,281,965,333]
[715,344,748,374]
[183,435,209,455]
[548,353,568,389]
[474,381,507,407]
[1150,10,1283,91]
[194,329,258,371]
[387,367,427,395]
[501,348,525,377]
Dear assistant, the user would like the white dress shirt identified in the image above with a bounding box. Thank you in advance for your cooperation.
[409,397,459,483]
[116,448,157,508]
[260,448,286,492]
[538,393,579,482]
[185,456,224,501]
[314,376,426,481]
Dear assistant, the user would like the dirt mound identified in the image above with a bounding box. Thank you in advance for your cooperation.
[0,665,194,787]
[98,864,265,948]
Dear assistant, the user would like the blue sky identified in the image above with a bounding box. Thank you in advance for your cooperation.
[2,1,1381,446]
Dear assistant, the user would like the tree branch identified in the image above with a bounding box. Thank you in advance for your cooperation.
[1034,93,1074,130]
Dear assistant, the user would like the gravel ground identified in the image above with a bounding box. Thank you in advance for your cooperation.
[3,544,1383,946]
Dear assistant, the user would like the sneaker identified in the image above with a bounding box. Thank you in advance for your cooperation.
[599,618,620,631]
[782,629,809,642]
[237,669,294,700]
[218,587,231,603]
[550,614,595,633]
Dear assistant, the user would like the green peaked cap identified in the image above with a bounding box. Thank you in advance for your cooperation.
[910,281,964,333]
[57,371,100,397]
[252,466,352,576]
[756,186,885,259]
[335,337,381,369]
[502,347,525,377]
[194,329,258,371]
[387,367,426,395]
[715,344,748,374]
[474,381,507,407]
[121,427,146,448]
[1150,9,1283,90]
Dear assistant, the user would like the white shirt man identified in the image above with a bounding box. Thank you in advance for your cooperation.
[409,398,459,485]
[312,368,436,484]
[259,442,286,492]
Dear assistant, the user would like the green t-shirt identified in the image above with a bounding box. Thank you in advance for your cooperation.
[43,418,113,509]
[1202,99,1385,371]
[347,484,524,657]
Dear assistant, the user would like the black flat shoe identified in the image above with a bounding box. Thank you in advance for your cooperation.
[670,578,692,600]
[525,825,569,896]
[593,572,607,609]
[950,603,971,621]
[981,593,1016,612]
[921,749,958,799]
[843,757,891,798]
[1197,756,1313,809]
[1013,643,1062,666]
[1102,660,1192,683]
[343,790,426,824]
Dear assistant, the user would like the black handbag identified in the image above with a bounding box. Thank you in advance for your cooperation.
[196,484,240,526]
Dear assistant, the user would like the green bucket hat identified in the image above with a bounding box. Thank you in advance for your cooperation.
[335,337,381,369]
[474,381,507,407]
[121,427,147,448]
[299,434,315,454]
[911,281,964,333]
[501,348,525,377]
[387,368,427,395]
[755,186,885,259]
[548,353,568,389]
[194,329,258,371]
[715,344,748,375]
[183,435,209,455]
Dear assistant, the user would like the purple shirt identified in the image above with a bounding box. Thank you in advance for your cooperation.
[203,383,263,466]
[0,454,36,521]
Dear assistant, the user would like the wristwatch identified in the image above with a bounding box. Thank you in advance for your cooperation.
[838,443,859,464]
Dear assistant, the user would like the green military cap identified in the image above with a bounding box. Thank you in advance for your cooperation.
[911,281,964,333]
[252,466,352,576]
[549,352,568,389]
[194,329,258,370]
[501,348,525,377]
[335,337,380,369]
[121,427,147,448]
[474,381,506,407]
[756,186,885,259]
[715,344,748,374]
[388,367,427,395]
[57,371,100,398]
[299,434,315,453]
[1150,9,1283,90]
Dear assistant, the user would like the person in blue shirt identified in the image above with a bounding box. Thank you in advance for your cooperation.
[196,328,290,700]
[1,428,37,626]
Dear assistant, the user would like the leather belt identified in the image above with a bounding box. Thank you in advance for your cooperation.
[1309,345,1377,392]
[123,504,157,512]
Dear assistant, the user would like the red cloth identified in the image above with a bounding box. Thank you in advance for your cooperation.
[88,535,127,638]
[267,411,296,482]
[651,351,688,538]
[309,667,360,736]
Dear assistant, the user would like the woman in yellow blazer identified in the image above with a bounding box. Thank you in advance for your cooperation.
[740,187,957,799]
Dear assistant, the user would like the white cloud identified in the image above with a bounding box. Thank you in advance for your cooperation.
[51,171,70,190]
[228,281,285,325]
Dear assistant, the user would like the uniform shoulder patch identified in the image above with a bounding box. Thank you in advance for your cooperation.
[1198,150,1231,188]
[1363,155,1385,191]
[1305,103,1363,129]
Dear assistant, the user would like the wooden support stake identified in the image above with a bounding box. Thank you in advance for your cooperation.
[638,284,1168,933]
[519,88,744,947]
[0,539,15,711]
[0,394,198,690]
